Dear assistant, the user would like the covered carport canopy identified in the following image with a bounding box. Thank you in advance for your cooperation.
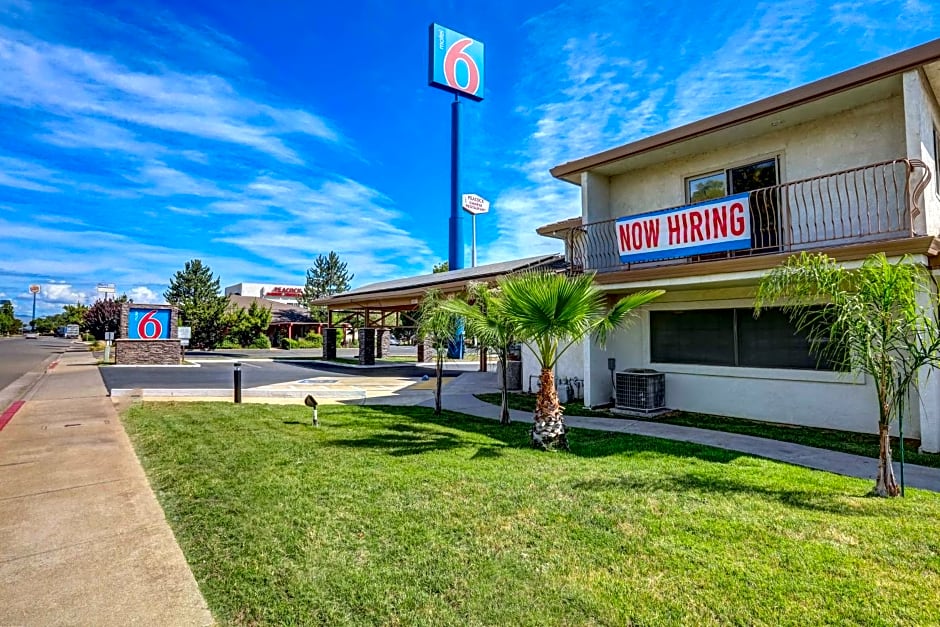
[313,254,565,326]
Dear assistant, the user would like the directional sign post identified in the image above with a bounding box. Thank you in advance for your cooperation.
[461,193,490,267]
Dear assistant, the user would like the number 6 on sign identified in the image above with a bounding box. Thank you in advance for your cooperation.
[138,310,162,339]
[128,307,171,340]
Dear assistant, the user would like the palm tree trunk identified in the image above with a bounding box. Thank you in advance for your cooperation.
[435,354,443,415]
[499,354,511,425]
[531,368,567,451]
[874,421,900,497]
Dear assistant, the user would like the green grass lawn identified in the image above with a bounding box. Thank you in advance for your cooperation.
[476,392,940,470]
[124,402,940,626]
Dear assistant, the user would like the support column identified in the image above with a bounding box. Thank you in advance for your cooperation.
[375,328,390,358]
[916,278,940,452]
[358,328,376,366]
[324,328,338,361]
[417,336,434,363]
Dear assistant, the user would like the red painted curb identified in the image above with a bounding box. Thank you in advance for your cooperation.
[0,400,25,431]
[47,360,59,371]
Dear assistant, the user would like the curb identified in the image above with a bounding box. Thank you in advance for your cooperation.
[109,388,370,401]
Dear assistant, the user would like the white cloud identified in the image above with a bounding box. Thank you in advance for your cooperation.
[126,286,160,303]
[0,29,341,163]
[212,176,437,285]
[667,0,818,128]
[0,155,62,192]
[41,282,89,305]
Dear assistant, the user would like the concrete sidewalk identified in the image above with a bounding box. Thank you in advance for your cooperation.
[0,350,213,626]
[416,372,940,493]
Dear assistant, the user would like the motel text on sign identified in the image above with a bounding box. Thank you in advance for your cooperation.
[616,193,752,264]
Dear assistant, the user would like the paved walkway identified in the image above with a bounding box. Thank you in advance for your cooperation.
[0,349,213,626]
[411,372,940,493]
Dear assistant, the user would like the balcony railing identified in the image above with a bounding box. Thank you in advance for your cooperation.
[567,158,932,274]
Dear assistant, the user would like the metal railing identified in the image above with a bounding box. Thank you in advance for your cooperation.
[567,158,932,274]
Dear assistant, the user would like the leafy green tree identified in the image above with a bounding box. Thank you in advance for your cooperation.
[500,272,663,451]
[441,282,517,424]
[83,297,126,340]
[62,302,88,326]
[417,289,460,415]
[0,301,22,335]
[164,259,229,350]
[756,252,940,497]
[299,251,354,319]
[225,300,273,347]
[690,178,726,202]
[432,261,449,273]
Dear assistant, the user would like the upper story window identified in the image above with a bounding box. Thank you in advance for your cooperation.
[685,157,780,251]
[688,172,726,202]
[686,158,778,203]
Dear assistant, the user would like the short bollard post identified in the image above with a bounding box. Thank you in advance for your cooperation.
[233,362,242,404]
[305,395,319,426]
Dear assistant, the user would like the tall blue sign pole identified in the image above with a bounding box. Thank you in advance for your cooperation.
[449,96,462,270]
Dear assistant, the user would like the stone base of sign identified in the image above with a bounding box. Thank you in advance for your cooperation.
[115,339,182,365]
[358,328,376,365]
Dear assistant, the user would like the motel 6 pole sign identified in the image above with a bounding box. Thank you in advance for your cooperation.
[428,23,485,273]
[428,24,485,101]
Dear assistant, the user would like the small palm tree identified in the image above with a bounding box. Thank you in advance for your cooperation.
[756,252,940,497]
[442,282,517,425]
[499,271,664,450]
[416,290,459,415]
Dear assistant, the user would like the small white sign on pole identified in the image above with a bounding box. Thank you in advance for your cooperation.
[104,331,115,341]
[178,326,192,340]
[461,193,490,215]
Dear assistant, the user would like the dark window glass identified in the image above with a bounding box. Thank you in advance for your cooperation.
[736,308,819,369]
[730,158,779,252]
[650,310,735,366]
[649,307,838,371]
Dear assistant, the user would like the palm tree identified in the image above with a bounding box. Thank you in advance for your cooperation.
[756,252,940,497]
[441,282,517,425]
[416,289,459,415]
[499,271,664,450]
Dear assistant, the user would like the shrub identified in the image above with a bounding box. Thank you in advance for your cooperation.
[303,333,323,348]
[280,338,296,350]
[219,338,241,349]
[249,336,272,349]
[82,333,95,342]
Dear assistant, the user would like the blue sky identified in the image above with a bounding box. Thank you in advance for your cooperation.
[0,0,935,319]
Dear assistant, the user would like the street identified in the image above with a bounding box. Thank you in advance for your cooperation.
[0,336,71,393]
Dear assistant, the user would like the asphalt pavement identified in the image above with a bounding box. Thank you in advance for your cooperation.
[98,358,468,392]
[0,336,73,391]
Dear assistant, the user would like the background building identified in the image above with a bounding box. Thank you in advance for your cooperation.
[224,282,304,305]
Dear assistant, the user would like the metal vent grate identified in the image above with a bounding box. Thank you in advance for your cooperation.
[614,369,666,413]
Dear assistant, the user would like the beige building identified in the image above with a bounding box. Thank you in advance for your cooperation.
[224,282,304,305]
[538,39,940,453]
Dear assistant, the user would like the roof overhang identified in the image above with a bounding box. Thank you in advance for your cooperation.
[551,38,940,184]
[314,255,563,311]
[536,216,582,239]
